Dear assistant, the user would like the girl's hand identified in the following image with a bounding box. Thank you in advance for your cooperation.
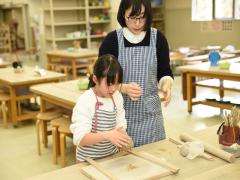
[126,82,142,101]
[106,128,131,148]
[161,79,172,107]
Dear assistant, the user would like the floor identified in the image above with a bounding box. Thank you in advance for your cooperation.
[0,67,236,180]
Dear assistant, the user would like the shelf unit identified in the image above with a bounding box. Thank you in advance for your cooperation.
[0,25,12,53]
[151,0,165,34]
[42,0,111,50]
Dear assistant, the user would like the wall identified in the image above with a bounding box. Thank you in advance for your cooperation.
[109,0,121,30]
[165,0,240,49]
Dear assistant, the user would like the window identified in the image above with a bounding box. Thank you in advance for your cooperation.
[235,0,240,19]
[192,0,213,21]
[215,0,233,19]
[192,0,240,21]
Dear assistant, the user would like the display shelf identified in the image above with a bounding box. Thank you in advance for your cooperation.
[45,21,87,26]
[89,20,110,24]
[43,0,111,49]
[151,0,165,33]
[0,25,12,53]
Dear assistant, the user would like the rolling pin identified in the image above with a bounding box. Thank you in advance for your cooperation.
[168,138,214,161]
[179,133,235,163]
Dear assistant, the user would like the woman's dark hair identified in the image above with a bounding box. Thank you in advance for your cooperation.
[117,0,152,30]
[88,54,123,88]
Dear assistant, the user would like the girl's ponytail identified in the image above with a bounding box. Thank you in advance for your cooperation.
[88,74,95,88]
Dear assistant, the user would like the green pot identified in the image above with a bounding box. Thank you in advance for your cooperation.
[78,79,89,90]
[219,62,231,70]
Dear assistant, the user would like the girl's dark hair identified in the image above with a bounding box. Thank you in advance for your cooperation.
[88,54,123,88]
[117,0,152,30]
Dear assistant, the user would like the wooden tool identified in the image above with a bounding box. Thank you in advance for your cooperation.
[82,154,173,179]
[179,133,235,163]
[84,157,119,180]
[168,138,214,161]
[127,149,180,174]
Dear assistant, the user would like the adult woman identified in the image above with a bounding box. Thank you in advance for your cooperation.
[99,0,173,147]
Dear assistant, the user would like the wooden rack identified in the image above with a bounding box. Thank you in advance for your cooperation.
[0,25,12,53]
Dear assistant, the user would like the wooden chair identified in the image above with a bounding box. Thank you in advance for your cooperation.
[58,122,74,167]
[36,109,63,155]
[0,93,10,128]
[51,115,70,164]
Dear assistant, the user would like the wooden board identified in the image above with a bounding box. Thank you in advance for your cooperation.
[81,153,172,180]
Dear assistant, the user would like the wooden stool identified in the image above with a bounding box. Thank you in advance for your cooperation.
[36,109,62,155]
[51,116,70,164]
[58,123,73,167]
[0,93,10,128]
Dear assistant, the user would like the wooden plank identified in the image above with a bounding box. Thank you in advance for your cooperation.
[85,157,119,180]
[127,150,179,173]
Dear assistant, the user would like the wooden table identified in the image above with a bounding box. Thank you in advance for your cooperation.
[182,52,235,64]
[0,66,66,126]
[25,125,240,180]
[177,57,240,112]
[30,80,84,111]
[0,60,10,68]
[46,49,98,79]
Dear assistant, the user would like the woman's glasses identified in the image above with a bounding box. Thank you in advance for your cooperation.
[126,16,146,23]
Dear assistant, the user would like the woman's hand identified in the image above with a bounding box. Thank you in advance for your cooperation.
[124,82,142,101]
[106,128,131,148]
[161,79,172,107]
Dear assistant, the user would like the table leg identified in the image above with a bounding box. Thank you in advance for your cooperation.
[187,73,193,113]
[40,97,48,147]
[72,59,77,79]
[9,86,18,127]
[47,55,52,70]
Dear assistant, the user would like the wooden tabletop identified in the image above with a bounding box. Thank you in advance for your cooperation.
[46,49,98,58]
[0,66,66,86]
[0,61,10,68]
[182,52,235,62]
[25,125,240,180]
[177,57,240,77]
[30,80,84,107]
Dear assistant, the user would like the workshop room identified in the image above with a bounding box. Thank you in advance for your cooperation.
[0,0,240,179]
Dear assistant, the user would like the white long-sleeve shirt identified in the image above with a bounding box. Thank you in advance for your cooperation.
[70,88,127,146]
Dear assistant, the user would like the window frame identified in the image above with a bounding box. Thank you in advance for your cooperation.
[192,0,239,21]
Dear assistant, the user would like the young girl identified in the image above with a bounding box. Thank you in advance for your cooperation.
[70,54,131,162]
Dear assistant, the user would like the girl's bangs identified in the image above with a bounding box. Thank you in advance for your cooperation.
[106,67,118,86]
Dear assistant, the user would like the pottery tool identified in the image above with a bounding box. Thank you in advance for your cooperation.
[127,149,180,174]
[168,138,214,161]
[85,157,119,180]
[180,133,235,163]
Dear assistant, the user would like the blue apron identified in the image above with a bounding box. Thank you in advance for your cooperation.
[117,28,165,147]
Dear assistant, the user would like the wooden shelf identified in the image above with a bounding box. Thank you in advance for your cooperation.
[192,100,239,110]
[195,79,240,92]
[152,0,165,34]
[89,6,110,10]
[43,0,111,49]
[46,37,87,41]
[90,20,111,24]
[45,21,87,26]
[90,34,106,38]
[44,7,85,11]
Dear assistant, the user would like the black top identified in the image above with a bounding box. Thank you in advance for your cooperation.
[99,28,173,81]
